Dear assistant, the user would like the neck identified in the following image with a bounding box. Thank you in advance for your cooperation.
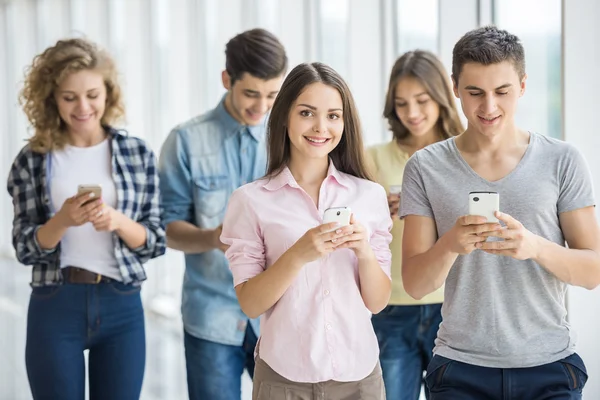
[288,156,329,186]
[224,92,245,125]
[398,127,440,155]
[67,126,106,147]
[457,123,528,154]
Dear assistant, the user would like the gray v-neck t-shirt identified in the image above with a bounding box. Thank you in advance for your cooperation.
[400,132,595,368]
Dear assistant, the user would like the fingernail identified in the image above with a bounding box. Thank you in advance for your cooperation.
[335,229,342,234]
[332,239,337,243]
[89,193,95,198]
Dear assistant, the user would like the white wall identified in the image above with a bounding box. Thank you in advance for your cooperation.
[563,0,600,397]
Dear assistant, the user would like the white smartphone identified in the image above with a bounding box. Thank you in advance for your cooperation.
[323,207,352,231]
[78,184,102,205]
[389,185,402,195]
[469,191,499,223]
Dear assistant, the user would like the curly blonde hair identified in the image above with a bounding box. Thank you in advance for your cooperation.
[19,38,125,153]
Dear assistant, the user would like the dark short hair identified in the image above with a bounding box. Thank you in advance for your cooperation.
[225,28,288,83]
[266,62,372,181]
[452,25,525,84]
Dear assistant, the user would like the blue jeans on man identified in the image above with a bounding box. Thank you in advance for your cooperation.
[372,303,443,400]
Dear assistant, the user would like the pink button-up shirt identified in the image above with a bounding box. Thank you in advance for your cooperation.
[221,162,392,383]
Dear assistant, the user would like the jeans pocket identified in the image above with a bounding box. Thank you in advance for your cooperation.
[30,285,62,299]
[560,353,588,391]
[107,282,142,296]
[425,355,454,392]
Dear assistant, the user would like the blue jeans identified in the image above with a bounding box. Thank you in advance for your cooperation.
[184,323,258,400]
[371,304,443,400]
[25,282,145,400]
[425,353,588,399]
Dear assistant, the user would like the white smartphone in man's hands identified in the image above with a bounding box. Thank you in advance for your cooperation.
[469,192,499,223]
[78,184,102,205]
[323,207,352,231]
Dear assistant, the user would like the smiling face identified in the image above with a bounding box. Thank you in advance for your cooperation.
[287,82,344,164]
[453,61,526,138]
[55,69,106,138]
[223,71,284,126]
[394,76,441,139]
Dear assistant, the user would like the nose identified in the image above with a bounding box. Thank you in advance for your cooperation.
[256,98,269,114]
[406,102,420,119]
[313,117,328,134]
[76,97,91,113]
[482,95,497,114]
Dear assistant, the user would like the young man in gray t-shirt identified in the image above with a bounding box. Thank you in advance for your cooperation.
[400,26,600,399]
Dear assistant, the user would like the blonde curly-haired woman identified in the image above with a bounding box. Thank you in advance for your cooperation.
[6,38,166,400]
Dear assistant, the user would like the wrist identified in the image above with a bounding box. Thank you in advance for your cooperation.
[438,231,457,256]
[114,211,127,233]
[531,233,546,262]
[50,213,69,230]
[355,245,376,262]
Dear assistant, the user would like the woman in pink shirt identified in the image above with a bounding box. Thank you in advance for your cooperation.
[221,62,393,399]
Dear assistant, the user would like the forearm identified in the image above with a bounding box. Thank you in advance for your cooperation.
[36,216,68,250]
[534,236,600,290]
[236,250,305,319]
[115,215,148,249]
[357,250,391,314]
[165,221,217,253]
[402,233,459,300]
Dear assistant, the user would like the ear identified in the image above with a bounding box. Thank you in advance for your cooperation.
[222,70,232,91]
[519,73,527,97]
[451,75,459,98]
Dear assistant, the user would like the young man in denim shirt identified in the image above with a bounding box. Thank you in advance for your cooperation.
[158,29,287,400]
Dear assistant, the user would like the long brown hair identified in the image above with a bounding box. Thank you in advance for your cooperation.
[383,50,463,142]
[19,38,125,153]
[266,62,372,181]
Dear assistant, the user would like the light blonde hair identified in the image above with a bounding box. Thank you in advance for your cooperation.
[19,38,125,153]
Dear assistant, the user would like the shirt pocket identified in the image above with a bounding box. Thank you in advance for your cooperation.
[193,175,230,219]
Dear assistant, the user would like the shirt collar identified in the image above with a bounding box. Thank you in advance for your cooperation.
[214,94,266,142]
[262,159,352,191]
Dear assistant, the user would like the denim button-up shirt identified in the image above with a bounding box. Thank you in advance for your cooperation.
[159,97,265,345]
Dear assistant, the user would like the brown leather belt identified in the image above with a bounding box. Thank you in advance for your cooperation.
[62,266,115,284]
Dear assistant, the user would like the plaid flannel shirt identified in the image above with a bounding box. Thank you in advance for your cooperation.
[6,128,166,286]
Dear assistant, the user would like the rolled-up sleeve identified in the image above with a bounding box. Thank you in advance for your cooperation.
[158,129,193,226]
[220,187,266,287]
[131,145,166,262]
[369,184,393,278]
[6,148,58,266]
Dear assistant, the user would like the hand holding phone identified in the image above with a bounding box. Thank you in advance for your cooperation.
[55,185,103,227]
[287,207,353,264]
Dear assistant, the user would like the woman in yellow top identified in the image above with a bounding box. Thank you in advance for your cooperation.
[367,50,464,400]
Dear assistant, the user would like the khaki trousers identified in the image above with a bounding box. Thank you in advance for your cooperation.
[252,357,386,400]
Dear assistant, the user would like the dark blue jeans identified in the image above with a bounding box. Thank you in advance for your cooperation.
[425,353,588,399]
[25,282,145,400]
[371,304,443,400]
[184,323,258,400]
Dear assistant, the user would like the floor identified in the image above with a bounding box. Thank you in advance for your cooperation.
[0,256,252,400]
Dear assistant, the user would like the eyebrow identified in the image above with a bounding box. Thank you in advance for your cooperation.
[59,88,101,94]
[297,104,343,112]
[244,89,279,95]
[464,83,512,91]
[395,91,429,100]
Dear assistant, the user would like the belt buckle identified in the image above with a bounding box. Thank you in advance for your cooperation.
[95,274,102,284]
